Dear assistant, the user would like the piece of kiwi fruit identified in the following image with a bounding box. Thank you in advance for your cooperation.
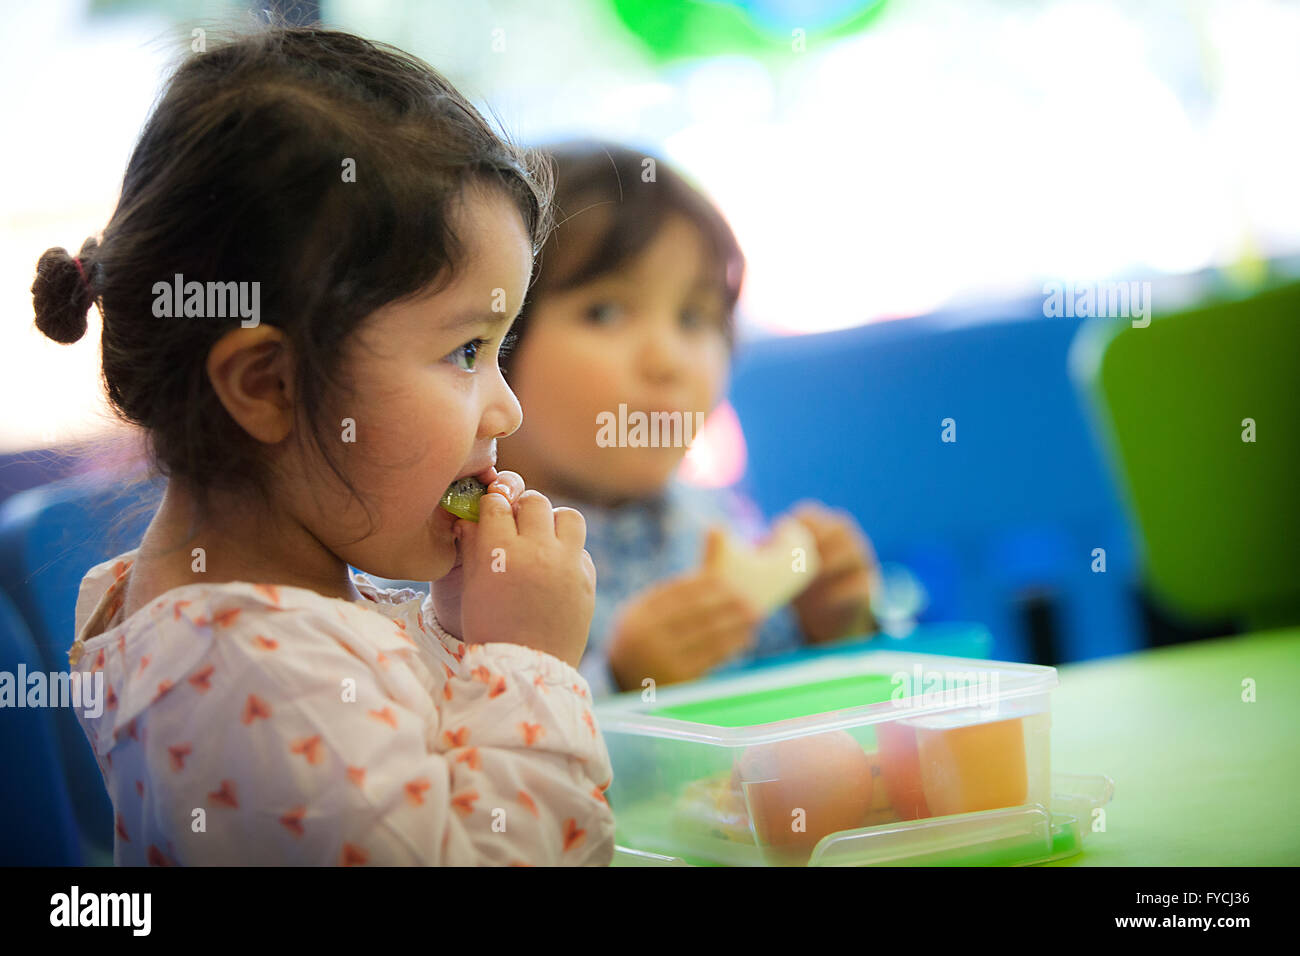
[439,476,489,521]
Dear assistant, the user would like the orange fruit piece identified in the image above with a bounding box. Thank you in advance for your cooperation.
[915,717,1027,816]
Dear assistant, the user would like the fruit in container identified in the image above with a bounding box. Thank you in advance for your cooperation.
[876,720,930,820]
[736,730,874,862]
[915,716,1027,816]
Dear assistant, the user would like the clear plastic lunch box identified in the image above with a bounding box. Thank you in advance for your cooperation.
[594,649,1112,866]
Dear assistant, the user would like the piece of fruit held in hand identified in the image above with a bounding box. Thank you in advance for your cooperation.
[440,476,489,522]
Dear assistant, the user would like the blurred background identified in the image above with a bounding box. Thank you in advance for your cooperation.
[3,0,1298,668]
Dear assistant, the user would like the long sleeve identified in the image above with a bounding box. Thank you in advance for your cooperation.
[75,580,615,866]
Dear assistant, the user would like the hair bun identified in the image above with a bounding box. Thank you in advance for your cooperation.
[33,239,98,344]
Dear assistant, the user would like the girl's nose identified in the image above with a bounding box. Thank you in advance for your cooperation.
[480,367,523,440]
[637,319,688,384]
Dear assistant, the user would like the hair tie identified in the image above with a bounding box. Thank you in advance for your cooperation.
[72,256,91,296]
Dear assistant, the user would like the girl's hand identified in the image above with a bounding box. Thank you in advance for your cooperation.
[431,472,523,639]
[786,501,879,644]
[606,528,762,692]
[450,479,596,670]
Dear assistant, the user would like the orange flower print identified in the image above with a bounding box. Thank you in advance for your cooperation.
[280,806,306,837]
[442,726,469,748]
[173,600,191,621]
[209,780,239,809]
[241,694,271,725]
[253,635,278,651]
[253,583,280,606]
[105,684,117,710]
[289,736,324,765]
[135,779,144,798]
[138,655,150,674]
[213,607,241,628]
[368,706,398,729]
[147,844,175,866]
[582,710,596,737]
[454,747,480,771]
[188,665,214,692]
[115,813,129,842]
[405,778,431,806]
[168,743,192,772]
[562,818,586,853]
[517,790,538,817]
[346,766,366,788]
[489,676,507,699]
[519,722,543,746]
[450,790,479,817]
[470,665,491,684]
[340,843,368,866]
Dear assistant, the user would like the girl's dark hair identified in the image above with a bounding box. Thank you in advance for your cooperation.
[31,25,552,523]
[505,140,744,368]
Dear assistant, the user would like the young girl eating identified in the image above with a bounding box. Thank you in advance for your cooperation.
[497,142,881,697]
[32,27,613,866]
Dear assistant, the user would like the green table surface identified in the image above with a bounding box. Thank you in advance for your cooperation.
[1043,626,1300,865]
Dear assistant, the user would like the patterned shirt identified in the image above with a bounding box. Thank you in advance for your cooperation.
[68,552,615,866]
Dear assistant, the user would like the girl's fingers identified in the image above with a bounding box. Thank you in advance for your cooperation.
[553,506,587,548]
[487,470,525,504]
[476,488,517,538]
[513,489,554,537]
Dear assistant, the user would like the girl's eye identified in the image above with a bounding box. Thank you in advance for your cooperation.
[447,337,486,372]
[584,302,623,326]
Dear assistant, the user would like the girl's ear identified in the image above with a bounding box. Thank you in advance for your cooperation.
[205,326,295,444]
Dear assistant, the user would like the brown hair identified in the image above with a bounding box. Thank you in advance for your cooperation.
[31,25,552,523]
[504,140,744,371]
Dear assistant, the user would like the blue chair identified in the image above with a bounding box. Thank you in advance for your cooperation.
[0,474,160,863]
[0,585,83,865]
[726,309,1143,664]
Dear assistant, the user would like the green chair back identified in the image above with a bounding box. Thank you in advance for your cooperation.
[1070,280,1300,629]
